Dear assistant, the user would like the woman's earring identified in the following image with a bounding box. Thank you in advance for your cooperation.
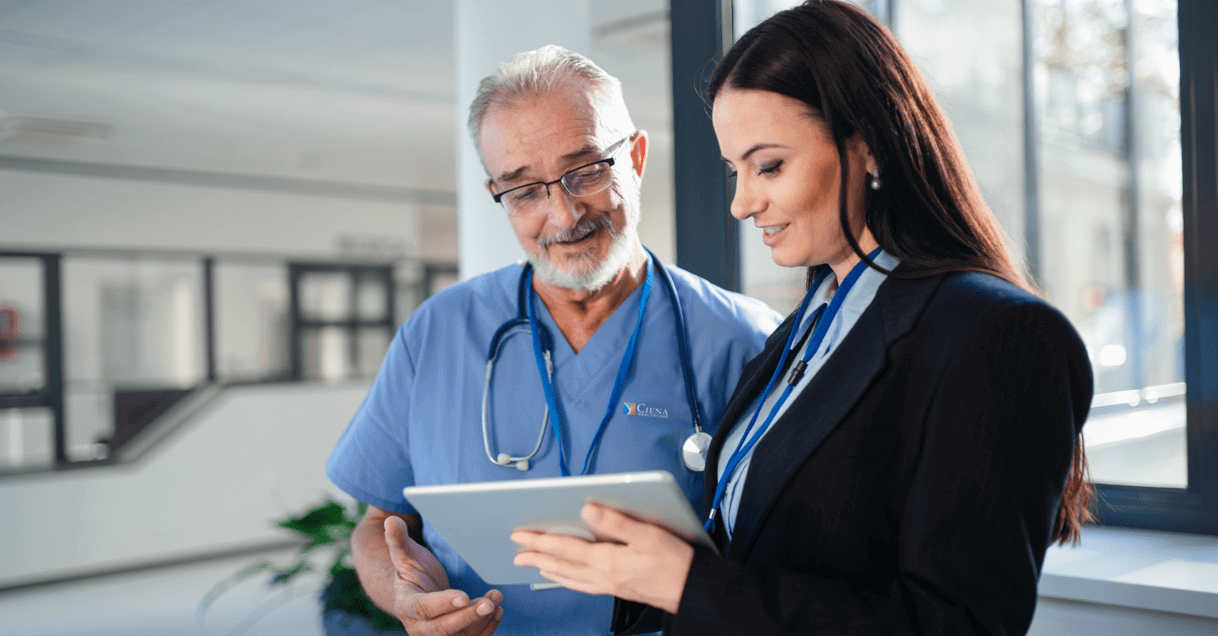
[869,167,881,190]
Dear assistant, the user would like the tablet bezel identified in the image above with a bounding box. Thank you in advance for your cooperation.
[402,470,714,586]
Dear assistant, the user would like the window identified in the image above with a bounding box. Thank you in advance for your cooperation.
[895,0,1215,533]
[0,249,437,475]
[289,264,397,382]
[729,0,1216,532]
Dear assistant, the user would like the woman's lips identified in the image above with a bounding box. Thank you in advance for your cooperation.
[760,223,788,247]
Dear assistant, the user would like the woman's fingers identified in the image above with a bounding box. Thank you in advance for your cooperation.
[580,502,652,545]
[534,568,606,596]
[510,504,695,612]
[512,533,618,595]
[511,533,592,573]
[512,529,590,558]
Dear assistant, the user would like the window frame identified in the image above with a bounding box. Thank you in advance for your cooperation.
[287,262,397,382]
[673,0,1217,534]
[0,252,66,471]
[1091,0,1218,535]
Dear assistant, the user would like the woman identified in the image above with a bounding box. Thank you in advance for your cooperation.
[511,2,1094,634]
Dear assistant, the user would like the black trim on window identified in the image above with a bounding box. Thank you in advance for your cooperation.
[671,0,740,292]
[670,0,1216,534]
[1090,0,1218,535]
[287,263,396,382]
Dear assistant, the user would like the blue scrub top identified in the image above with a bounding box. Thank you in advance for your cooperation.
[327,260,779,636]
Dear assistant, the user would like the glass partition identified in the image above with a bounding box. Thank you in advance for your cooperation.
[0,257,46,393]
[1029,0,1183,487]
[898,0,1184,488]
[215,263,289,382]
[0,248,444,474]
[732,0,1186,487]
[0,407,53,471]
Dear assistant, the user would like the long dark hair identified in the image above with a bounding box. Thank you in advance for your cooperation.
[708,0,1092,544]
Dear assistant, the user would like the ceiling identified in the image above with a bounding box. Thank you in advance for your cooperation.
[0,0,670,205]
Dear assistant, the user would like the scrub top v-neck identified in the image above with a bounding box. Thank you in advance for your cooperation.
[325,262,781,636]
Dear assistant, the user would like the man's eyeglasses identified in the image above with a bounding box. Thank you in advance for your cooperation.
[489,136,632,216]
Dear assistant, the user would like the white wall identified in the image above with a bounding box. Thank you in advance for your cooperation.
[0,382,367,587]
[0,170,418,257]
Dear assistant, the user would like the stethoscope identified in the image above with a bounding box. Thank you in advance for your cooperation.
[481,248,712,474]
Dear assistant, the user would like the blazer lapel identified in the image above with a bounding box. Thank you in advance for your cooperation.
[726,271,946,561]
[702,312,799,516]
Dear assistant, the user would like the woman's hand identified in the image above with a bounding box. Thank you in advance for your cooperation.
[509,502,694,614]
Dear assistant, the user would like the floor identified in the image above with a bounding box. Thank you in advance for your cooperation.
[0,549,329,636]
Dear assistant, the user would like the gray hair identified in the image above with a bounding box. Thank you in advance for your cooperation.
[468,45,634,165]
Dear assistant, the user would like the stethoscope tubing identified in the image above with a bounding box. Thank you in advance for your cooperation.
[482,325,549,469]
[481,248,704,473]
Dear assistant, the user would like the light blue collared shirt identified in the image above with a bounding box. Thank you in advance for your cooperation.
[716,251,900,540]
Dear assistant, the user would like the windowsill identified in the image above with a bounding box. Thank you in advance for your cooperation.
[1039,525,1218,619]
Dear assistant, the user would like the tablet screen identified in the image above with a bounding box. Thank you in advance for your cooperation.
[403,470,713,586]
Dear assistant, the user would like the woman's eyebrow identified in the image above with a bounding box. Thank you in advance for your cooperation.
[740,143,786,161]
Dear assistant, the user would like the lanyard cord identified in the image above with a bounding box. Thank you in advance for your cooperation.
[706,248,883,533]
[525,256,656,476]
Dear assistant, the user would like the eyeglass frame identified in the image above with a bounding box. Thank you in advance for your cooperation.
[487,134,634,211]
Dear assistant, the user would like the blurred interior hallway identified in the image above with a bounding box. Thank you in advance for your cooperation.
[0,547,326,636]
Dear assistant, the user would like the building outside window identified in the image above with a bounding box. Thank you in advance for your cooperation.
[736,0,1214,533]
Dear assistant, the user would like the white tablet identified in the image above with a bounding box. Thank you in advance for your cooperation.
[402,470,714,586]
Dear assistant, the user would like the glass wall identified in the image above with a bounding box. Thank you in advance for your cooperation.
[734,0,1185,489]
[215,263,290,382]
[0,248,440,473]
[62,257,207,460]
[1031,0,1183,488]
[735,0,901,314]
[902,0,1183,488]
[0,257,46,394]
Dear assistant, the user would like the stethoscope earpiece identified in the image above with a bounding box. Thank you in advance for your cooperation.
[495,453,530,471]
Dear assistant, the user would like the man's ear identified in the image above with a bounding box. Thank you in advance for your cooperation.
[629,130,648,180]
[484,179,495,194]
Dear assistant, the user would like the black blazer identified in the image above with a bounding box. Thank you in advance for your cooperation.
[613,269,1093,635]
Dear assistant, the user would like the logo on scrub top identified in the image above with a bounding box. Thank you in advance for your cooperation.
[622,402,668,418]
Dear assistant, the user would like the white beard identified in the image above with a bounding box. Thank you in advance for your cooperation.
[529,213,640,292]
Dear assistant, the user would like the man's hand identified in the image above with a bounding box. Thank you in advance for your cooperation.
[352,506,503,636]
[382,516,503,635]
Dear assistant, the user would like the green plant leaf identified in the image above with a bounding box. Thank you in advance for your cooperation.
[270,562,310,586]
[277,500,351,546]
[203,497,399,631]
[322,569,403,632]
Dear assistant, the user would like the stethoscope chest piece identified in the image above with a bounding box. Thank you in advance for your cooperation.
[682,431,713,472]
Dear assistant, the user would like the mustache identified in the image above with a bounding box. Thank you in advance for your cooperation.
[538,215,612,249]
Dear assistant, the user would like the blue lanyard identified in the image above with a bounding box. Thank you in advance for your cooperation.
[706,248,882,533]
[525,256,655,476]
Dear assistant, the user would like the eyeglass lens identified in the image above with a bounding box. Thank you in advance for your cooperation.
[500,160,615,214]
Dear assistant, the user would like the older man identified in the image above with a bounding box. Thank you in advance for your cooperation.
[326,45,779,636]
